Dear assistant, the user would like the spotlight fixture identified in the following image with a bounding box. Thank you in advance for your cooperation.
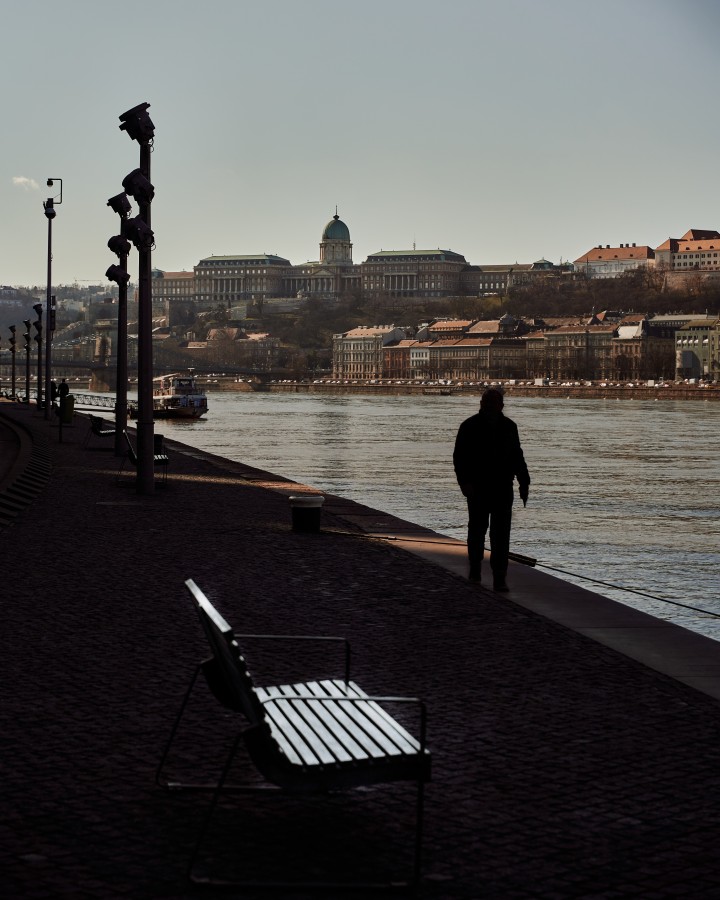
[108,234,131,257]
[124,215,155,252]
[106,264,131,286]
[107,192,132,217]
[118,102,155,143]
[121,169,154,205]
[43,198,56,220]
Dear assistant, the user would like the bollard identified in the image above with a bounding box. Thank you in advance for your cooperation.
[288,495,324,534]
[60,395,75,424]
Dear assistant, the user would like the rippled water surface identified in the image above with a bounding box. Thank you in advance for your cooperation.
[159,393,720,638]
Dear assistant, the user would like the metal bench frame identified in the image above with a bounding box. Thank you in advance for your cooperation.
[117,430,169,483]
[83,415,116,449]
[156,578,431,891]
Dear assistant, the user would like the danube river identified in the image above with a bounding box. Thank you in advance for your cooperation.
[156,392,720,640]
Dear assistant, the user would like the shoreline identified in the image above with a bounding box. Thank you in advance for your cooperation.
[18,376,720,403]
[216,379,720,402]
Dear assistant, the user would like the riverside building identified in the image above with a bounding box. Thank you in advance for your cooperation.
[337,314,679,382]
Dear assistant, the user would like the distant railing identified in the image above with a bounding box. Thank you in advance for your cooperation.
[70,393,118,409]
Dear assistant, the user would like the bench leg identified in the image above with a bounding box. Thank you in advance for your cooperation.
[187,751,426,891]
[155,664,202,789]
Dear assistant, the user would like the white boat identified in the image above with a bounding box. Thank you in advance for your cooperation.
[129,372,208,419]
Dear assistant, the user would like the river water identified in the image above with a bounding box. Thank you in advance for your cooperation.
[155,392,720,640]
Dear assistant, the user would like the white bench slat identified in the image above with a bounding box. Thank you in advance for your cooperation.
[268,684,356,764]
[320,680,421,756]
[258,680,421,768]
[305,680,416,757]
[301,682,387,760]
[259,686,335,766]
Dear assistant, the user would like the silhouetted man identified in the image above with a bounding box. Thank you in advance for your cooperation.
[453,388,530,591]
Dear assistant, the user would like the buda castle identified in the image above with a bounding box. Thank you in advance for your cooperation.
[152,212,572,312]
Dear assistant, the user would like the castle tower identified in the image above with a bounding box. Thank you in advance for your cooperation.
[319,210,353,266]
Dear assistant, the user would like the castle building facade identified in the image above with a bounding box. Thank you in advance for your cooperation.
[155,212,573,312]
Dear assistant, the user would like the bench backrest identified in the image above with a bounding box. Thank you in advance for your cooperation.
[184,578,265,726]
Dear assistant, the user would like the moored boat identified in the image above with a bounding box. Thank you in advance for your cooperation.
[129,371,208,419]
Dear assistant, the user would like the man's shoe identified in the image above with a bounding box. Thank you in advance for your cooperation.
[468,564,481,582]
[493,579,509,592]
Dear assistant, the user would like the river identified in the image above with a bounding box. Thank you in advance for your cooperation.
[153,392,720,640]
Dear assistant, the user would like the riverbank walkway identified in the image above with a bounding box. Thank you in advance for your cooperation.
[3,399,720,899]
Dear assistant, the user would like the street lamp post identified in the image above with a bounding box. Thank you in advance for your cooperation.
[106,192,132,456]
[119,102,155,494]
[43,180,61,420]
[32,304,43,408]
[23,320,31,403]
[9,326,16,398]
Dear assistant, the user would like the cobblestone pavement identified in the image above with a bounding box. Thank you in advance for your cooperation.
[2,403,720,899]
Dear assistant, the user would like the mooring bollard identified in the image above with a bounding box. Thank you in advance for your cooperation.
[288,495,324,533]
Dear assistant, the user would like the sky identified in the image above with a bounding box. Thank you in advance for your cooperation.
[2,0,719,287]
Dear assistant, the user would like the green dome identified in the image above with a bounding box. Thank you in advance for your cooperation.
[322,214,350,242]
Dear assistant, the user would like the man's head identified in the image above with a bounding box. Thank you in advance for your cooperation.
[480,388,504,413]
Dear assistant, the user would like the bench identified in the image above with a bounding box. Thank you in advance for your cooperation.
[117,430,169,483]
[83,414,116,448]
[156,578,431,890]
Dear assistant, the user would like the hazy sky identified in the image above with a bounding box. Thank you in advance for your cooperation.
[2,0,719,287]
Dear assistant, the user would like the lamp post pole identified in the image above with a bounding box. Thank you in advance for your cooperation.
[9,326,16,399]
[44,180,61,420]
[43,188,55,419]
[136,139,154,493]
[33,304,43,408]
[119,102,155,495]
[23,320,31,403]
[106,196,132,457]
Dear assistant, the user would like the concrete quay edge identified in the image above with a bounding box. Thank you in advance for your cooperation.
[166,436,720,704]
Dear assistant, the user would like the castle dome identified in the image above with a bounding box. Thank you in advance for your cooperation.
[322,213,350,243]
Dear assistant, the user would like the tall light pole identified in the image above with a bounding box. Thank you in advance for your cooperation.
[9,326,17,398]
[23,320,31,403]
[43,179,61,420]
[119,102,155,494]
[106,192,132,456]
[33,303,43,408]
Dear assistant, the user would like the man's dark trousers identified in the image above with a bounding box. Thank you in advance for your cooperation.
[467,495,512,580]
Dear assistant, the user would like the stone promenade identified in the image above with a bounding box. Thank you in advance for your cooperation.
[2,400,720,899]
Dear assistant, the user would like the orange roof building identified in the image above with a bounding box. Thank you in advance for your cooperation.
[573,243,654,278]
[654,229,720,271]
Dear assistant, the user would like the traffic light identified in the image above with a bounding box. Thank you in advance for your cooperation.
[23,320,31,351]
[33,319,42,344]
[9,325,16,353]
